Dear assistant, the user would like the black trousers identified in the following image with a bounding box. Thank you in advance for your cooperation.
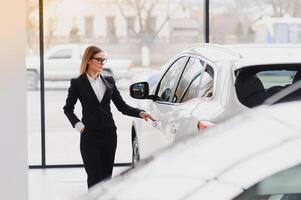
[80,128,117,188]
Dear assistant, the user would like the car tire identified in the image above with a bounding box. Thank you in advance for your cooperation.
[132,132,140,167]
[27,70,39,90]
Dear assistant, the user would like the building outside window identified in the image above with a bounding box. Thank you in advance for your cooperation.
[85,16,94,38]
[126,16,136,39]
[210,0,301,44]
[106,16,117,43]
[148,16,157,33]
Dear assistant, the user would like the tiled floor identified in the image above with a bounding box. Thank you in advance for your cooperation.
[28,167,129,200]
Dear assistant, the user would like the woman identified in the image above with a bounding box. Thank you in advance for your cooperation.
[63,45,154,188]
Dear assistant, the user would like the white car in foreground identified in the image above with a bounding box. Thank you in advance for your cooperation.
[26,43,133,89]
[129,44,301,163]
[78,100,301,200]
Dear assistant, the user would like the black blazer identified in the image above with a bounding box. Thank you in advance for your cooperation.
[63,74,143,131]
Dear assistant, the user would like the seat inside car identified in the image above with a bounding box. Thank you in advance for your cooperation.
[279,71,301,103]
[265,70,301,100]
[293,70,301,83]
[236,74,266,108]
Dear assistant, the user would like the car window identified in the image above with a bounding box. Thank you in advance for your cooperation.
[173,57,204,103]
[197,65,214,98]
[233,164,301,200]
[235,66,300,108]
[257,70,297,89]
[157,56,188,102]
[181,74,201,102]
[181,64,214,102]
[48,49,72,59]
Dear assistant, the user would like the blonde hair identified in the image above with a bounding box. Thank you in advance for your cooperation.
[80,45,102,75]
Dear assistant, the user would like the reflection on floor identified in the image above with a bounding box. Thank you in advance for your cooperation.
[29,166,130,200]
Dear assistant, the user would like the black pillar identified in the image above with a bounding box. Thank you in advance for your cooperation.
[204,0,209,43]
[39,0,46,167]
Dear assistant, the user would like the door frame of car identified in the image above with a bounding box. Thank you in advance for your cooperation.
[131,52,219,161]
[153,52,218,104]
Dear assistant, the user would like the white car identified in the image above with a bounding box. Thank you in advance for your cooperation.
[129,44,301,163]
[78,101,301,200]
[26,43,133,89]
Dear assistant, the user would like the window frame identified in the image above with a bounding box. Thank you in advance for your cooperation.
[174,56,206,103]
[180,72,203,103]
[195,63,215,100]
[176,55,216,103]
[154,55,190,103]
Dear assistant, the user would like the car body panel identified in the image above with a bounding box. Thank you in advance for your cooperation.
[185,181,242,200]
[78,102,301,200]
[134,100,177,158]
[131,44,301,160]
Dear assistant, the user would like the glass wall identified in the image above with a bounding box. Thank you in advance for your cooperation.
[27,0,301,167]
[39,0,204,165]
[210,0,301,44]
[27,0,41,165]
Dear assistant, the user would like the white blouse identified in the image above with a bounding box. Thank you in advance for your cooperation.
[75,73,106,133]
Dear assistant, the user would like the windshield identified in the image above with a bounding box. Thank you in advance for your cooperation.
[233,164,301,200]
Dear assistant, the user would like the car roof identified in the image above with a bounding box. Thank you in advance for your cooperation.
[80,102,301,200]
[186,43,301,70]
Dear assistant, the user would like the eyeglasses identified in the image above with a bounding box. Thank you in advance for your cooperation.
[92,57,107,64]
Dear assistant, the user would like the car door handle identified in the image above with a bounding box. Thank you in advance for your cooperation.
[152,120,162,129]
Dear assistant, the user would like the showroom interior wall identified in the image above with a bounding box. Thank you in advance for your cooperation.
[0,0,28,200]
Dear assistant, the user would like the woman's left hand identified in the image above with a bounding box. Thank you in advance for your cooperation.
[139,111,155,121]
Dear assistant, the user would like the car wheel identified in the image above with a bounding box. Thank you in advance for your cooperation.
[132,133,140,166]
[27,70,39,90]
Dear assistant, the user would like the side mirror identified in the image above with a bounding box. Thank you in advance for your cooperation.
[130,82,149,99]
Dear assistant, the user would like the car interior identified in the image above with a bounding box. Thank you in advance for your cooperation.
[235,65,301,108]
[266,79,301,105]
